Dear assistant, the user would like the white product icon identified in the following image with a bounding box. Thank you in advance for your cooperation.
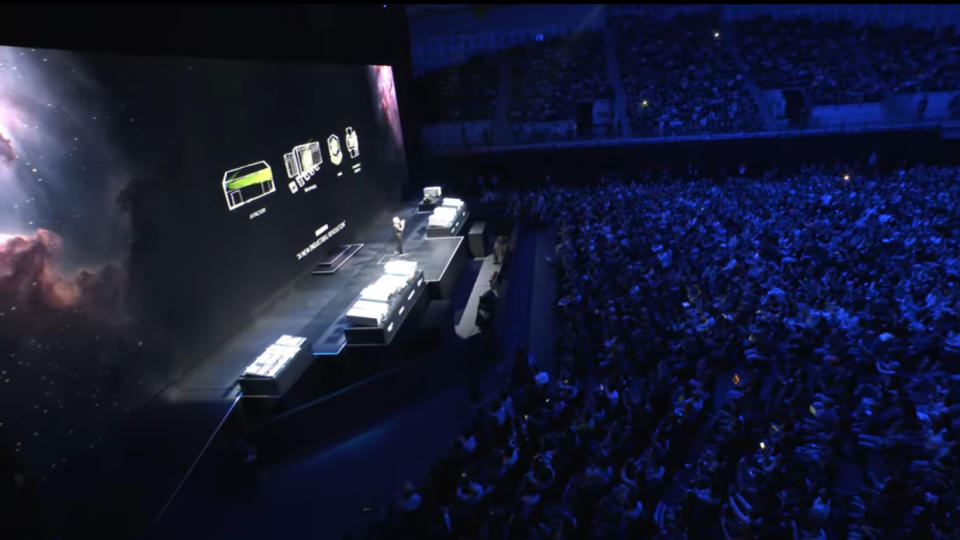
[222,161,275,211]
[283,141,322,180]
[328,134,343,166]
[345,127,359,159]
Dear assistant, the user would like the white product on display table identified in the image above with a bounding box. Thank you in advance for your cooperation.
[346,299,391,327]
[440,197,464,209]
[384,259,419,279]
[428,206,459,228]
[427,196,469,238]
[238,334,313,396]
[344,261,427,345]
[419,186,443,212]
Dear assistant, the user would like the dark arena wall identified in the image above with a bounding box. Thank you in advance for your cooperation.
[424,127,960,193]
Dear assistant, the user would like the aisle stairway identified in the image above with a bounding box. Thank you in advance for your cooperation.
[843,33,888,102]
[720,14,778,130]
[602,16,631,137]
[493,61,512,144]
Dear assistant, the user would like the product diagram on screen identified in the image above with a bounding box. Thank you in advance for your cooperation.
[327,134,343,166]
[223,161,276,211]
[345,127,359,158]
[283,141,322,193]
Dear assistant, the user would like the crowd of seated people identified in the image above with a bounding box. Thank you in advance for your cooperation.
[415,55,502,124]
[371,162,960,538]
[614,13,764,137]
[736,16,886,105]
[506,31,612,124]
[856,24,960,95]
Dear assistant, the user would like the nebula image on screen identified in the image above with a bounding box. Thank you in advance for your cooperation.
[0,46,164,483]
[370,65,405,159]
[0,44,407,484]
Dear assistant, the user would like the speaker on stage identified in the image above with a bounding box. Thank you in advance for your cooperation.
[575,102,593,137]
[468,221,487,258]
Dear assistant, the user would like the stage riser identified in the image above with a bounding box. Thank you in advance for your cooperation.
[426,210,470,238]
[426,236,469,300]
[344,275,428,346]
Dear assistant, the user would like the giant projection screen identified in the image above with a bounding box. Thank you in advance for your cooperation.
[0,45,405,475]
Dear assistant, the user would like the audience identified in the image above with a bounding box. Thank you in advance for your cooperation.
[614,12,764,136]
[507,31,611,124]
[372,162,960,538]
[416,14,960,134]
[415,55,501,124]
[736,16,886,105]
[856,24,960,95]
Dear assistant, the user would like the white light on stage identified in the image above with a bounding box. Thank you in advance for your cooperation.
[843,174,851,181]
[440,197,464,209]
[713,31,720,39]
[347,300,390,327]
[243,335,307,378]
[384,259,418,279]
[429,208,458,228]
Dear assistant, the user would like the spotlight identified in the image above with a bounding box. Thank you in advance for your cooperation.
[759,441,766,450]
[843,174,851,181]
[642,99,649,108]
[713,31,720,39]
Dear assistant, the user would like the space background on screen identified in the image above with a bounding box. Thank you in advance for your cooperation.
[0,46,406,477]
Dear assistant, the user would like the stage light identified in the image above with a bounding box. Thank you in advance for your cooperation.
[642,99,649,108]
[732,373,740,385]
[843,174,851,181]
[759,441,766,450]
[713,31,720,39]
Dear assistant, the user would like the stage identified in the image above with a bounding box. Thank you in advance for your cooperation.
[170,200,468,404]
[132,198,471,527]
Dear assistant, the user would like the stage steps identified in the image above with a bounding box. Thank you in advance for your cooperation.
[311,243,363,275]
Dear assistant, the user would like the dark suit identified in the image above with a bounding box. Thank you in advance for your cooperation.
[393,222,404,254]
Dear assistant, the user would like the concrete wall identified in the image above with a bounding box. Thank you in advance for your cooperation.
[883,91,960,123]
[809,102,887,128]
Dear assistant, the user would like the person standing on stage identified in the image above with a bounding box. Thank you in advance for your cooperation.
[393,216,405,254]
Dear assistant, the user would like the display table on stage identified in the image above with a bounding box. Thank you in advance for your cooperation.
[238,335,313,397]
[418,185,444,212]
[344,261,427,345]
[426,197,469,238]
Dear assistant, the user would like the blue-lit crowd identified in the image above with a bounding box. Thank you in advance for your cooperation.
[373,163,960,538]
[418,12,960,137]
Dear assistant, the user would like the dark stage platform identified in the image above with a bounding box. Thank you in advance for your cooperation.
[130,198,471,527]
[175,201,468,401]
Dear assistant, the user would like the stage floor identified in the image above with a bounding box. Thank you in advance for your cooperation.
[42,198,472,536]
[172,200,464,402]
